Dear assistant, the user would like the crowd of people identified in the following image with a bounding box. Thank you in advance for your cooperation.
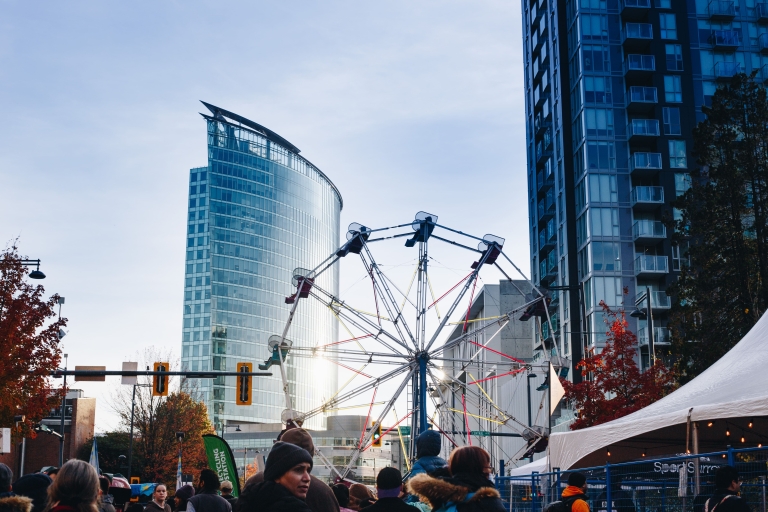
[0,427,754,512]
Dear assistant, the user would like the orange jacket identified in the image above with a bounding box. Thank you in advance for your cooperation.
[562,486,590,512]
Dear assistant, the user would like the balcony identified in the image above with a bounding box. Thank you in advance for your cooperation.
[712,30,740,49]
[758,3,768,22]
[634,254,669,276]
[638,326,671,346]
[623,23,653,50]
[537,190,556,223]
[625,56,655,80]
[628,118,660,139]
[537,169,554,193]
[629,152,663,175]
[621,0,651,20]
[539,230,556,252]
[633,220,667,242]
[631,186,664,208]
[536,140,552,166]
[635,290,672,309]
[714,61,741,80]
[709,0,736,19]
[760,33,768,54]
[626,86,658,112]
[534,113,551,138]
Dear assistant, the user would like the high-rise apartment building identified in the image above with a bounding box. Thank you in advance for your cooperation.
[523,0,760,373]
[182,102,341,430]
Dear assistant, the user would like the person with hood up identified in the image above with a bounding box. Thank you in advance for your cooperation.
[174,485,195,512]
[236,441,314,512]
[408,431,447,478]
[0,463,33,512]
[408,446,504,512]
[244,428,339,512]
[13,473,52,512]
[704,466,751,512]
[188,470,231,512]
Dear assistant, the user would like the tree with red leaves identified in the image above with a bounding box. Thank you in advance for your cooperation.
[562,302,675,430]
[0,243,67,437]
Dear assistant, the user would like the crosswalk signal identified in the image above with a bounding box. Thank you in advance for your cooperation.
[153,362,169,396]
[372,422,383,447]
[236,362,252,405]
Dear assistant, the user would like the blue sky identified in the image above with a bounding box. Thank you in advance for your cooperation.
[0,1,528,430]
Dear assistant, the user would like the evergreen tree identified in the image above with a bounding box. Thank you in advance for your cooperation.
[669,74,768,383]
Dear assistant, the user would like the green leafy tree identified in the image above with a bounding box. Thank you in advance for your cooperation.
[669,73,768,383]
[0,243,67,436]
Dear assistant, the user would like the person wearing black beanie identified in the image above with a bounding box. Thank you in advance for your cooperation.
[236,442,314,512]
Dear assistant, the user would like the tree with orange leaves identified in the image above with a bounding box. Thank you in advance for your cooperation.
[562,302,675,430]
[0,243,67,437]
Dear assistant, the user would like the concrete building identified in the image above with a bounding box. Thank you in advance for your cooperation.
[222,415,393,485]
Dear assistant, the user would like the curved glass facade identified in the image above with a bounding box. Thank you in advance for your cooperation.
[182,104,341,430]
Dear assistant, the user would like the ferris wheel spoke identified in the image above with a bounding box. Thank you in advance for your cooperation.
[308,284,413,355]
[302,364,413,420]
[360,243,418,348]
[340,367,415,479]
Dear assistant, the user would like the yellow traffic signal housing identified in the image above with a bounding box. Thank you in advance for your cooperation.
[153,362,169,396]
[236,362,252,405]
[371,422,383,447]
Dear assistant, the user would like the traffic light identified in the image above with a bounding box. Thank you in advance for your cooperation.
[236,362,252,405]
[371,422,383,447]
[153,362,169,396]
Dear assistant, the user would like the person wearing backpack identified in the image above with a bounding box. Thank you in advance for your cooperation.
[546,472,590,512]
[407,446,505,512]
[704,466,751,512]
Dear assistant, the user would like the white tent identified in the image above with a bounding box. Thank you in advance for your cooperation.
[507,456,548,477]
[549,312,768,470]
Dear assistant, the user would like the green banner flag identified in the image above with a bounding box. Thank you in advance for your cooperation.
[202,434,240,498]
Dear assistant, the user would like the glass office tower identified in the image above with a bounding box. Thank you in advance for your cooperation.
[523,0,764,376]
[182,102,341,430]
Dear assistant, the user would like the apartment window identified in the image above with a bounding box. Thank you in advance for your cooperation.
[587,141,616,171]
[665,75,683,102]
[663,107,681,135]
[674,173,692,196]
[672,242,690,271]
[577,213,588,247]
[669,140,687,168]
[660,14,677,39]
[588,276,623,307]
[590,207,620,237]
[581,0,607,8]
[585,108,615,137]
[589,174,618,202]
[584,76,612,104]
[583,45,610,72]
[582,15,609,41]
[666,44,683,71]
[655,0,671,7]
[592,241,621,272]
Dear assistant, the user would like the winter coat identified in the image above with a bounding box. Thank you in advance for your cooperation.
[188,491,231,512]
[409,431,447,478]
[246,471,339,512]
[0,494,33,512]
[409,457,448,478]
[407,473,505,512]
[359,497,418,511]
[236,481,312,512]
[704,491,751,512]
[561,486,590,512]
[144,501,172,512]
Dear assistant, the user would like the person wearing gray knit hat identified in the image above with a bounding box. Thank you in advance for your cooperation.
[238,442,314,512]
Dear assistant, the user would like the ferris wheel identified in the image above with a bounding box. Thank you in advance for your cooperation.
[269,212,562,480]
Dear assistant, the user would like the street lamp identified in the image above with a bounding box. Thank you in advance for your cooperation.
[20,259,46,279]
[176,432,185,488]
[630,286,655,369]
[221,424,241,439]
